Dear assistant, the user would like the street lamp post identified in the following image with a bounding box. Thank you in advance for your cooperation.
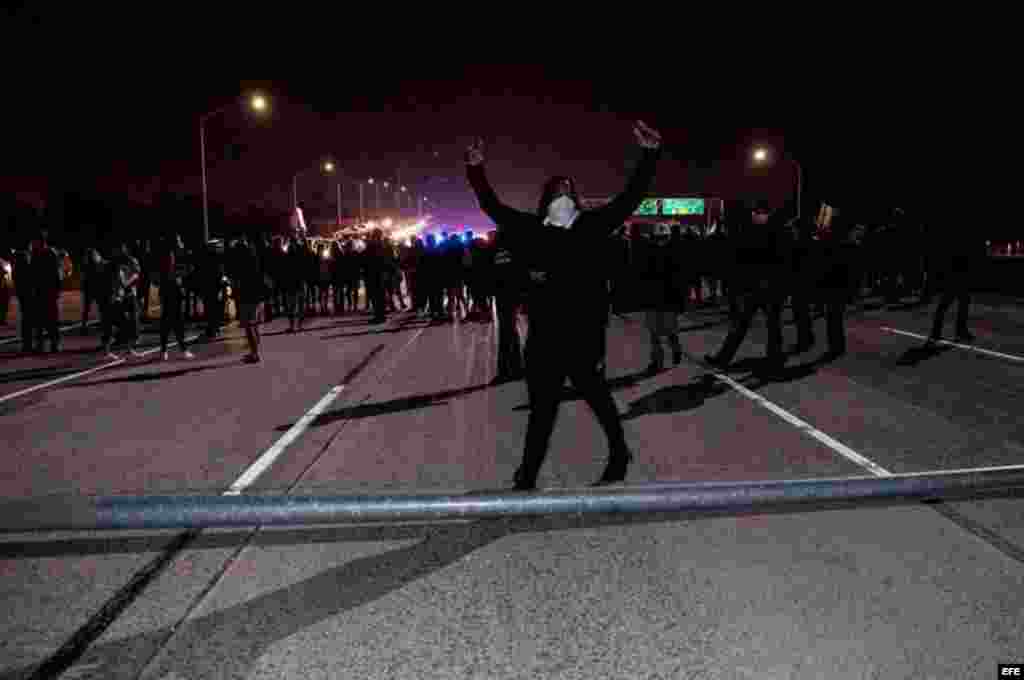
[753,147,804,221]
[200,93,268,244]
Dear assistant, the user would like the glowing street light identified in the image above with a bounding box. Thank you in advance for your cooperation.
[200,92,270,243]
[751,146,803,220]
[324,161,335,173]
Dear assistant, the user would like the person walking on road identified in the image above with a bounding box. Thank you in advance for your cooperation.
[637,222,684,375]
[30,229,65,354]
[157,234,195,361]
[704,202,791,375]
[232,236,267,363]
[465,119,662,490]
[102,241,143,360]
[925,215,984,346]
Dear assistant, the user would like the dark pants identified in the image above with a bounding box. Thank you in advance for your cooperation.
[495,288,523,377]
[714,287,784,367]
[792,288,816,347]
[930,275,971,339]
[519,323,628,483]
[18,292,36,350]
[81,285,97,330]
[34,291,60,351]
[204,287,222,336]
[160,287,188,352]
[0,285,9,324]
[367,274,386,321]
[824,291,847,354]
[427,276,445,318]
[102,297,139,351]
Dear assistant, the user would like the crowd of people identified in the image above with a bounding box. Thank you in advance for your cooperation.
[2,224,508,362]
[0,120,991,493]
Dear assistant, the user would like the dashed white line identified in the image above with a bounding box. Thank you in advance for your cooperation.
[225,385,346,495]
[881,327,1024,362]
[702,366,894,477]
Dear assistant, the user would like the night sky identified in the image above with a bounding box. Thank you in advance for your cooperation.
[6,38,1009,232]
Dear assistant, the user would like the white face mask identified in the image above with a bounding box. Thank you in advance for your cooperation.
[544,195,579,228]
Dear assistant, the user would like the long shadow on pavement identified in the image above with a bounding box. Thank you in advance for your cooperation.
[261,318,377,338]
[274,382,494,432]
[0,363,93,384]
[66,363,227,387]
[893,343,953,367]
[9,487,1024,680]
[320,320,433,340]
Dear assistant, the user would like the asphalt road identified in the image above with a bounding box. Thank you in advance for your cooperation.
[1,291,1023,679]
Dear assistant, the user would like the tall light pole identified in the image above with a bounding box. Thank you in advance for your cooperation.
[368,178,379,215]
[293,159,334,209]
[400,186,407,214]
[200,92,268,244]
[752,147,803,220]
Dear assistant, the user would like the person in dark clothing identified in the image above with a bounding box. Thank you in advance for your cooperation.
[0,247,12,326]
[284,235,308,333]
[789,217,820,353]
[30,230,64,353]
[444,233,467,320]
[421,235,447,321]
[102,241,143,359]
[80,246,102,335]
[637,223,684,375]
[925,217,984,345]
[816,215,860,360]
[465,120,662,490]
[363,229,389,324]
[232,238,267,363]
[704,203,792,374]
[137,240,154,322]
[12,245,36,352]
[200,244,226,338]
[490,228,525,384]
[157,234,195,360]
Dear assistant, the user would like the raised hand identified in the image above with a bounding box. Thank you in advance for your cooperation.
[465,137,485,166]
[634,120,662,149]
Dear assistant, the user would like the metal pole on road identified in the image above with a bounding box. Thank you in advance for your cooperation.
[4,467,1024,533]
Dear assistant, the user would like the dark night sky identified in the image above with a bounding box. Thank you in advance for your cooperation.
[6,26,1013,230]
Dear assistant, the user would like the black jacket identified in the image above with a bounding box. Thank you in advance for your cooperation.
[466,147,659,331]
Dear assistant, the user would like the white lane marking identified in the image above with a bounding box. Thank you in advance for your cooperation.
[881,327,1024,363]
[0,319,101,345]
[704,367,894,477]
[226,317,430,495]
[225,385,346,495]
[0,332,205,404]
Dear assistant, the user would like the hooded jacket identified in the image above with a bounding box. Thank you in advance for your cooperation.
[466,147,659,333]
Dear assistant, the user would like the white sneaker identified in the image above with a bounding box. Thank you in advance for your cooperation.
[162,352,170,361]
[182,350,195,360]
[129,349,145,359]
[105,352,121,361]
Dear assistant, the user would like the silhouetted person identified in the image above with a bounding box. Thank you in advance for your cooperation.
[926,217,984,345]
[705,202,790,374]
[30,229,64,353]
[466,120,662,490]
[637,223,684,375]
[157,234,195,361]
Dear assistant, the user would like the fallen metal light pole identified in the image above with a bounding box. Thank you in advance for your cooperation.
[3,467,1024,533]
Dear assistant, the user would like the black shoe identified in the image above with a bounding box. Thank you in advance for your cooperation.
[369,317,387,325]
[513,466,537,491]
[955,330,975,343]
[703,354,727,370]
[644,362,662,377]
[592,449,633,487]
[792,338,816,353]
[672,350,683,366]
